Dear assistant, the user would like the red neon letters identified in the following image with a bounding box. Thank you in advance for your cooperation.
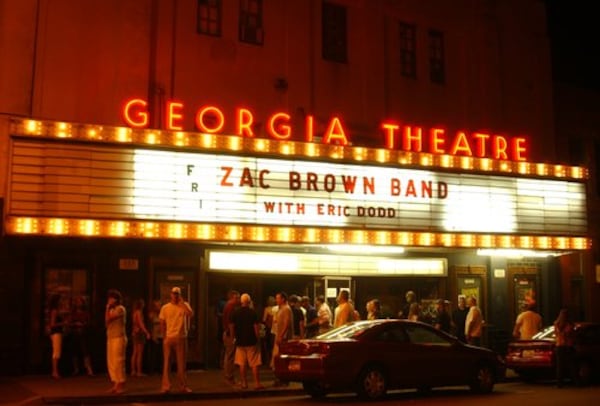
[122,98,528,161]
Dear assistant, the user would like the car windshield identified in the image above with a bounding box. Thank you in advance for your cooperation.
[532,326,555,340]
[316,320,382,339]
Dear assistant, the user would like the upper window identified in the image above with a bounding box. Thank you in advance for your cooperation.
[399,22,417,78]
[322,1,347,63]
[239,0,264,45]
[197,0,222,37]
[429,29,445,84]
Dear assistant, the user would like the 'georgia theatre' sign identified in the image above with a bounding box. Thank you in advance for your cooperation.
[122,98,529,162]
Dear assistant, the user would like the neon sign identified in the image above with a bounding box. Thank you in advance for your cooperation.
[122,98,529,161]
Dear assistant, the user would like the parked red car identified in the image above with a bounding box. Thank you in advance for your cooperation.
[505,322,600,384]
[274,319,505,400]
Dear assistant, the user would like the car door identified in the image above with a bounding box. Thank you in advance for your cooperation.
[403,323,470,386]
[368,324,417,389]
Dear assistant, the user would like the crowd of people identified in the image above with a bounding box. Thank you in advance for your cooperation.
[47,286,194,394]
[47,286,578,393]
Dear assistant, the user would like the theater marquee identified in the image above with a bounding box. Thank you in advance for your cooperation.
[4,118,589,250]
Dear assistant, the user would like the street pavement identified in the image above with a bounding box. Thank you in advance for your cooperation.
[0,367,304,405]
[0,367,523,405]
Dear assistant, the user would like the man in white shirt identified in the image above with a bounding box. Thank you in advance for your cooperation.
[465,296,483,346]
[513,302,542,340]
[315,295,332,334]
[159,287,193,393]
[334,290,355,328]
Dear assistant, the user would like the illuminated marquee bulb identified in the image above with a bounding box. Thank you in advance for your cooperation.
[553,165,566,177]
[276,227,293,242]
[173,131,187,147]
[420,154,432,166]
[535,236,550,249]
[279,143,293,155]
[519,236,533,248]
[79,220,99,236]
[350,230,366,244]
[479,158,492,171]
[460,156,473,170]
[375,149,389,163]
[353,148,366,161]
[303,228,318,243]
[48,219,67,235]
[16,217,37,234]
[374,231,390,245]
[254,139,267,151]
[144,131,160,145]
[536,163,549,176]
[55,122,72,138]
[109,221,129,237]
[227,136,242,151]
[440,155,453,168]
[517,162,530,175]
[168,223,185,239]
[25,120,42,135]
[478,235,493,248]
[115,127,132,143]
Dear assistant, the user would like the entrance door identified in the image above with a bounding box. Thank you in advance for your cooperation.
[511,274,540,319]
[314,276,352,310]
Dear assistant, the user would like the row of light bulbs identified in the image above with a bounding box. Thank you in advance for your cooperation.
[6,216,590,250]
[12,119,588,180]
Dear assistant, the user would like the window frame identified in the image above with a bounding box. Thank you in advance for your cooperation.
[321,0,348,63]
[399,22,417,79]
[197,0,222,37]
[429,29,445,84]
[239,0,264,46]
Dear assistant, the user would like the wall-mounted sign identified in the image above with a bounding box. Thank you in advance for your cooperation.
[118,258,139,270]
[122,98,529,161]
[7,141,586,235]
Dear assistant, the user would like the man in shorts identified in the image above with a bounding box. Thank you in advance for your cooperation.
[229,293,264,390]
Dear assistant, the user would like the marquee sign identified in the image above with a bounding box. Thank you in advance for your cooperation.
[7,140,586,236]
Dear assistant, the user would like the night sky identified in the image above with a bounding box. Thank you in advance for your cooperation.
[544,0,599,91]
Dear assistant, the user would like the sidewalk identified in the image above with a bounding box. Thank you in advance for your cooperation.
[0,368,304,405]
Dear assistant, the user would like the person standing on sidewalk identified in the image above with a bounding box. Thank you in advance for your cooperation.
[554,308,575,387]
[229,293,264,390]
[105,289,127,394]
[222,290,240,385]
[130,298,151,377]
[465,296,483,346]
[48,294,66,379]
[159,287,193,393]
[272,291,293,387]
[512,301,542,340]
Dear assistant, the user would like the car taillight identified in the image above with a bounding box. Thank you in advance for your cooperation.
[313,342,330,355]
[538,349,553,362]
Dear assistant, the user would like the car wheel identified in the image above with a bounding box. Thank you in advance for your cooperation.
[356,366,387,400]
[470,364,495,393]
[302,381,327,398]
[574,360,592,386]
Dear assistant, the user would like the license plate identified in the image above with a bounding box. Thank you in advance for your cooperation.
[522,350,535,358]
[288,360,301,371]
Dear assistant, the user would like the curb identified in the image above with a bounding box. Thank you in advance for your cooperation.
[42,387,306,404]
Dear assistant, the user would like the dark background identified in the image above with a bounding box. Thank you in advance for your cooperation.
[545,0,599,90]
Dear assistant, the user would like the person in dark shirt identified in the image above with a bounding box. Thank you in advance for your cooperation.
[433,299,452,333]
[452,295,469,342]
[399,290,416,319]
[229,293,264,390]
[222,290,240,385]
[289,295,305,339]
[301,296,319,338]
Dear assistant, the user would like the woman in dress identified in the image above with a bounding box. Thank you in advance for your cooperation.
[48,294,66,379]
[130,298,151,377]
[105,289,127,394]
